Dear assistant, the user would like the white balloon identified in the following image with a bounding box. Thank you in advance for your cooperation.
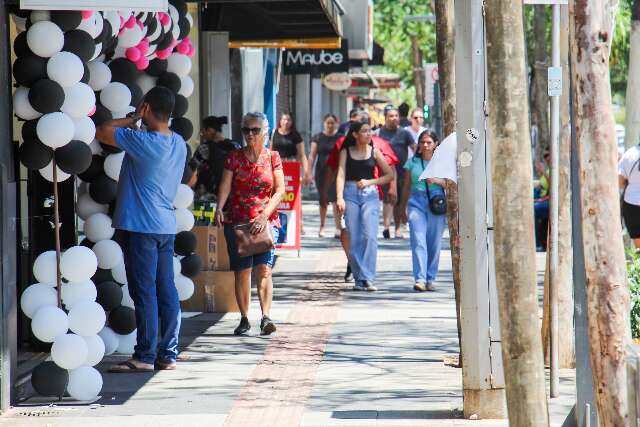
[68,301,106,336]
[173,184,194,209]
[31,306,69,343]
[175,208,195,232]
[33,251,58,286]
[117,25,144,49]
[13,87,42,121]
[168,5,179,26]
[104,152,125,181]
[37,112,75,149]
[175,274,194,301]
[47,52,84,88]
[30,11,51,23]
[87,61,112,91]
[62,280,97,309]
[167,53,191,78]
[13,16,27,32]
[178,76,194,98]
[111,105,136,120]
[173,256,181,278]
[90,43,102,62]
[100,82,131,113]
[39,161,71,183]
[89,139,103,155]
[136,74,157,95]
[112,46,127,59]
[98,326,119,355]
[171,24,181,44]
[61,246,98,282]
[73,117,96,144]
[111,262,128,285]
[84,213,114,243]
[115,330,137,354]
[92,239,123,269]
[51,333,88,370]
[146,19,162,43]
[185,13,193,28]
[82,335,105,367]
[77,193,107,221]
[68,366,103,401]
[78,14,102,39]
[61,83,96,119]
[104,11,120,37]
[20,283,57,318]
[27,21,64,58]
[120,284,134,308]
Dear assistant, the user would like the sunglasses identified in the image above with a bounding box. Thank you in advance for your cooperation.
[241,127,262,135]
[412,116,424,120]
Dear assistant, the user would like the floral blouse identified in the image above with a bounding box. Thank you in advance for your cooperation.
[223,148,282,226]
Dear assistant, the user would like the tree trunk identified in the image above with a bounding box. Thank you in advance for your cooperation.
[570,1,629,425]
[411,34,425,110]
[531,5,550,163]
[625,0,640,150]
[435,0,462,366]
[485,1,549,425]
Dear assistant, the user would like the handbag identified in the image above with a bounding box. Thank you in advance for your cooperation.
[421,159,447,215]
[233,222,274,257]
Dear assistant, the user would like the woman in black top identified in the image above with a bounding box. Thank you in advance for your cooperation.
[308,113,341,237]
[336,122,393,292]
[270,112,311,185]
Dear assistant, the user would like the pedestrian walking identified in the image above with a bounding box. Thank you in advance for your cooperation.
[398,102,411,128]
[270,112,311,185]
[308,113,341,238]
[336,122,393,292]
[375,107,416,239]
[619,143,640,250]
[534,151,550,251]
[337,108,362,136]
[405,108,427,144]
[400,131,447,292]
[215,112,285,336]
[96,87,187,372]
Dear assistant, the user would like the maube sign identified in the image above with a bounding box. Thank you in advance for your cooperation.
[283,39,349,75]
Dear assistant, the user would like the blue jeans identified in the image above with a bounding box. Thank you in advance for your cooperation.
[344,182,380,282]
[407,191,447,283]
[121,231,181,364]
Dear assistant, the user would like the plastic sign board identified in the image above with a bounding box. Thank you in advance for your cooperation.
[276,162,301,250]
[20,0,168,11]
[283,39,349,75]
[323,73,352,91]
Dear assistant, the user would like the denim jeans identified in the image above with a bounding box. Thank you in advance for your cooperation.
[121,231,181,364]
[407,190,447,283]
[344,182,380,282]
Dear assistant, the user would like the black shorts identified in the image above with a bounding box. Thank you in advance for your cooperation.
[623,201,640,238]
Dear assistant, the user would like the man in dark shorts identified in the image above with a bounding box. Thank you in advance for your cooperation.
[375,107,416,239]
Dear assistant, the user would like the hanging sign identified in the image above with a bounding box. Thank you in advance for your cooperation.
[323,73,352,91]
[276,162,301,251]
[283,39,349,75]
[20,0,168,11]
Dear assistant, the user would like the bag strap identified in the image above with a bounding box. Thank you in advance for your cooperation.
[421,158,432,198]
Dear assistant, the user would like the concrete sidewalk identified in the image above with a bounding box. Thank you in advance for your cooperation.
[1,203,576,427]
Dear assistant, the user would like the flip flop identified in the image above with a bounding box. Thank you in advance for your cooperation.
[108,361,154,373]
[176,353,190,361]
[154,361,177,371]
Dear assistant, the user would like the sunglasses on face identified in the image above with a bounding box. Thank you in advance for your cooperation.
[241,127,262,135]
[412,116,424,120]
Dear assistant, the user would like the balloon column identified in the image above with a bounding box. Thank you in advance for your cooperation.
[13,0,201,402]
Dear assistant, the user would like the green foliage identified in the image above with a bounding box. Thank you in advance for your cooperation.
[612,0,632,98]
[628,248,640,338]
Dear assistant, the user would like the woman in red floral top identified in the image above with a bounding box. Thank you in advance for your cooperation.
[215,112,285,336]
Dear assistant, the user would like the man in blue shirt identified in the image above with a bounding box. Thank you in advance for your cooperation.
[96,87,187,372]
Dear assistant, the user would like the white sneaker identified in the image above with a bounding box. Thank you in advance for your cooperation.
[353,281,366,291]
[363,281,377,292]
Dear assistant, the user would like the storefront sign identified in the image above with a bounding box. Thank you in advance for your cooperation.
[283,39,348,75]
[20,0,168,11]
[276,162,301,250]
[323,73,352,91]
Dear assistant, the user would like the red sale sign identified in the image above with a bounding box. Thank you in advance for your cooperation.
[276,161,301,250]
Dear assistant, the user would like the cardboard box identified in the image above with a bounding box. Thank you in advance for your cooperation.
[181,270,239,313]
[193,225,230,271]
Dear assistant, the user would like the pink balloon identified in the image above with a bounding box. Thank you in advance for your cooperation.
[88,105,96,117]
[176,43,189,55]
[135,57,149,71]
[187,45,196,57]
[183,36,191,45]
[125,16,136,29]
[156,49,171,60]
[126,47,141,62]
[81,11,93,20]
[159,13,170,26]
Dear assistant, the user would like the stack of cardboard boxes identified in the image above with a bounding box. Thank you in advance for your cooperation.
[180,223,239,313]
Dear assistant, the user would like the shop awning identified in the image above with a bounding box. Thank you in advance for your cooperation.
[199,0,343,49]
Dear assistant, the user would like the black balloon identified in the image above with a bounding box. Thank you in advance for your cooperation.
[31,361,69,397]
[91,104,112,126]
[146,58,168,77]
[180,254,202,278]
[95,19,112,44]
[78,155,105,182]
[92,267,114,284]
[178,16,191,40]
[81,62,91,84]
[63,30,95,63]
[109,306,136,335]
[157,32,174,51]
[170,117,193,141]
[21,119,39,142]
[157,72,181,94]
[109,58,139,86]
[96,280,123,311]
[13,55,47,87]
[56,140,92,175]
[89,174,118,204]
[175,231,197,256]
[127,83,143,107]
[19,138,53,170]
[170,0,188,16]
[100,143,122,154]
[51,11,82,32]
[145,14,157,31]
[28,79,65,114]
[14,31,29,57]
[173,94,188,118]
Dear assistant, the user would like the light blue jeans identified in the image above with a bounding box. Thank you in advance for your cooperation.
[344,182,380,282]
[407,190,447,284]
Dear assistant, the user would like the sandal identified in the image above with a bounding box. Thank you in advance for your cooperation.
[108,360,154,373]
[155,361,177,371]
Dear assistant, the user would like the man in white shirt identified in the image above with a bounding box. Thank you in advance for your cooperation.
[619,143,640,249]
